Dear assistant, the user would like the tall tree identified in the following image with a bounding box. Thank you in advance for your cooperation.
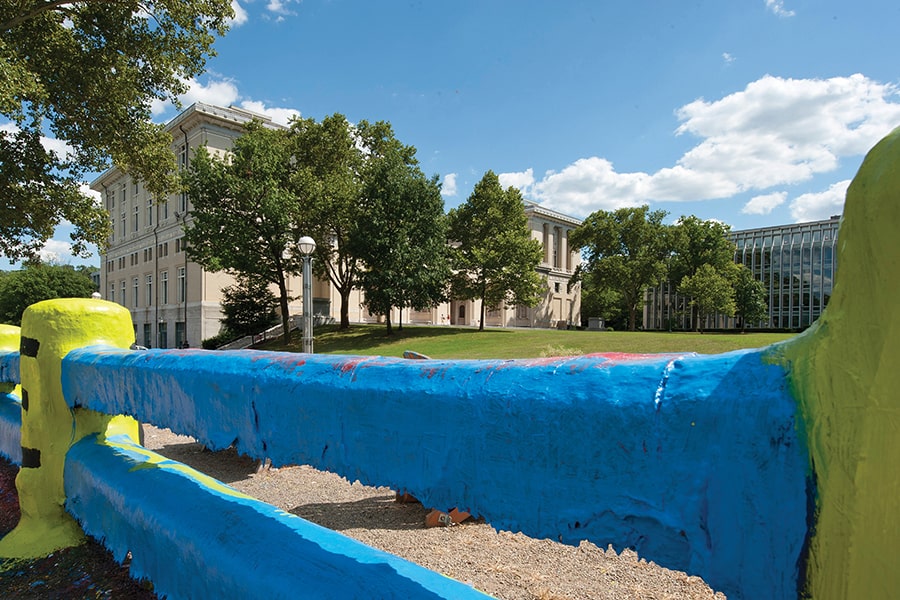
[351,122,449,334]
[287,114,364,330]
[569,205,671,331]
[678,263,736,332]
[669,216,737,329]
[184,121,301,343]
[447,171,543,331]
[0,0,233,261]
[733,265,769,330]
[0,262,96,325]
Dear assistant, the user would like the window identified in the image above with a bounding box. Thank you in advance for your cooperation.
[554,282,561,293]
[157,321,168,349]
[143,323,152,348]
[133,204,139,232]
[120,281,125,305]
[163,199,169,220]
[120,212,126,237]
[175,321,186,349]
[107,189,115,211]
[161,271,168,304]
[133,278,139,307]
[147,198,153,227]
[109,284,115,304]
[177,267,185,302]
[146,275,153,306]
[120,184,126,207]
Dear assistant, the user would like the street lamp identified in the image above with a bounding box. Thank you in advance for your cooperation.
[297,235,316,353]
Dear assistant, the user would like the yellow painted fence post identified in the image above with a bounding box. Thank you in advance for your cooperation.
[0,298,139,559]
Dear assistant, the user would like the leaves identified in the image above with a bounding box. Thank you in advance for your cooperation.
[447,171,543,330]
[0,0,233,260]
[569,206,671,331]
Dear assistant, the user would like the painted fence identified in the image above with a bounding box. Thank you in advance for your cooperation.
[1,126,899,599]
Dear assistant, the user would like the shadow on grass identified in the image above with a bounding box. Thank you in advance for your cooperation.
[257,323,507,355]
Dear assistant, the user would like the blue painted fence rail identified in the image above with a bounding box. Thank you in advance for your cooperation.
[60,345,810,600]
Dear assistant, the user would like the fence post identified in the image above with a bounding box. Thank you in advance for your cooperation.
[0,298,139,559]
[0,324,20,396]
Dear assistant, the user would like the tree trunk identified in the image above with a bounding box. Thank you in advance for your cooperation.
[339,286,351,330]
[398,306,403,332]
[384,304,393,335]
[277,270,291,344]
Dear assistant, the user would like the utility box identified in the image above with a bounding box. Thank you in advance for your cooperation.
[588,317,605,331]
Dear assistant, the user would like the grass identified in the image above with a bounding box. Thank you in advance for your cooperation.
[256,323,797,359]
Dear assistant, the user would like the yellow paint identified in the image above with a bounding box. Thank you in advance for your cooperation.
[776,126,900,598]
[0,324,21,397]
[0,299,139,559]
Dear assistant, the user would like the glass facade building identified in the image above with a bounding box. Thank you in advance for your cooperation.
[643,216,841,330]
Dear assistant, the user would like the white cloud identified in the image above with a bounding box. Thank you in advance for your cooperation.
[790,180,849,222]
[742,191,787,215]
[722,52,735,65]
[765,0,795,17]
[230,0,248,26]
[237,100,300,126]
[441,173,457,197]
[38,239,75,265]
[498,168,534,194]
[150,78,299,126]
[529,74,900,217]
[266,0,298,19]
[1,121,75,160]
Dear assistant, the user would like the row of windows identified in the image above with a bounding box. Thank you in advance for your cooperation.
[106,187,188,242]
[107,268,185,308]
[105,239,185,273]
[138,320,187,349]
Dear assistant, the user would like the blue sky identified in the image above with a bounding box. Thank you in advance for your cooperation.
[36,0,900,264]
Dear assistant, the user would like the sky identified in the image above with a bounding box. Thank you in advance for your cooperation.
[32,0,900,265]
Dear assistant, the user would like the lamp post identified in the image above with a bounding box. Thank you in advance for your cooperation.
[297,235,316,353]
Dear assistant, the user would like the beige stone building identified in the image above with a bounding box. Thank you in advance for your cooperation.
[92,103,581,347]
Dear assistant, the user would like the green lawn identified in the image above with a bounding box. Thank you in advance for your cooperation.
[256,323,796,359]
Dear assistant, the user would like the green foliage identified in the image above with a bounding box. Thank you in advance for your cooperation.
[578,284,627,330]
[0,263,95,325]
[678,263,736,332]
[288,114,365,329]
[447,171,543,331]
[351,122,449,334]
[201,328,240,350]
[668,216,736,279]
[569,205,671,331]
[221,276,279,337]
[0,0,233,260]
[733,265,769,328]
[184,121,299,342]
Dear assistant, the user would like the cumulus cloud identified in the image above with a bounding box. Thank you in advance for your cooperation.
[38,239,75,265]
[441,173,458,197]
[742,191,787,215]
[149,78,299,126]
[230,0,248,26]
[531,74,900,218]
[237,100,300,125]
[498,168,535,194]
[790,180,849,222]
[765,0,795,17]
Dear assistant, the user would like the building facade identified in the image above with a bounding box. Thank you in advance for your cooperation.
[92,103,582,345]
[643,216,840,330]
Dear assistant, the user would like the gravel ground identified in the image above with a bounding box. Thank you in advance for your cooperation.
[144,425,727,600]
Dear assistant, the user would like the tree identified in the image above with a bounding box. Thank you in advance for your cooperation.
[351,122,449,334]
[678,263,736,332]
[287,114,364,330]
[184,121,301,343]
[669,216,736,329]
[221,276,280,338]
[0,0,233,261]
[569,206,671,331]
[0,263,96,325]
[447,171,543,331]
[733,265,768,330]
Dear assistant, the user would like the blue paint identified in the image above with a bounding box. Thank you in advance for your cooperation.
[62,346,810,599]
[0,351,20,385]
[65,433,490,600]
[0,393,21,465]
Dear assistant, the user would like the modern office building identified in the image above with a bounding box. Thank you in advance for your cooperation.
[92,102,582,346]
[643,215,841,330]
